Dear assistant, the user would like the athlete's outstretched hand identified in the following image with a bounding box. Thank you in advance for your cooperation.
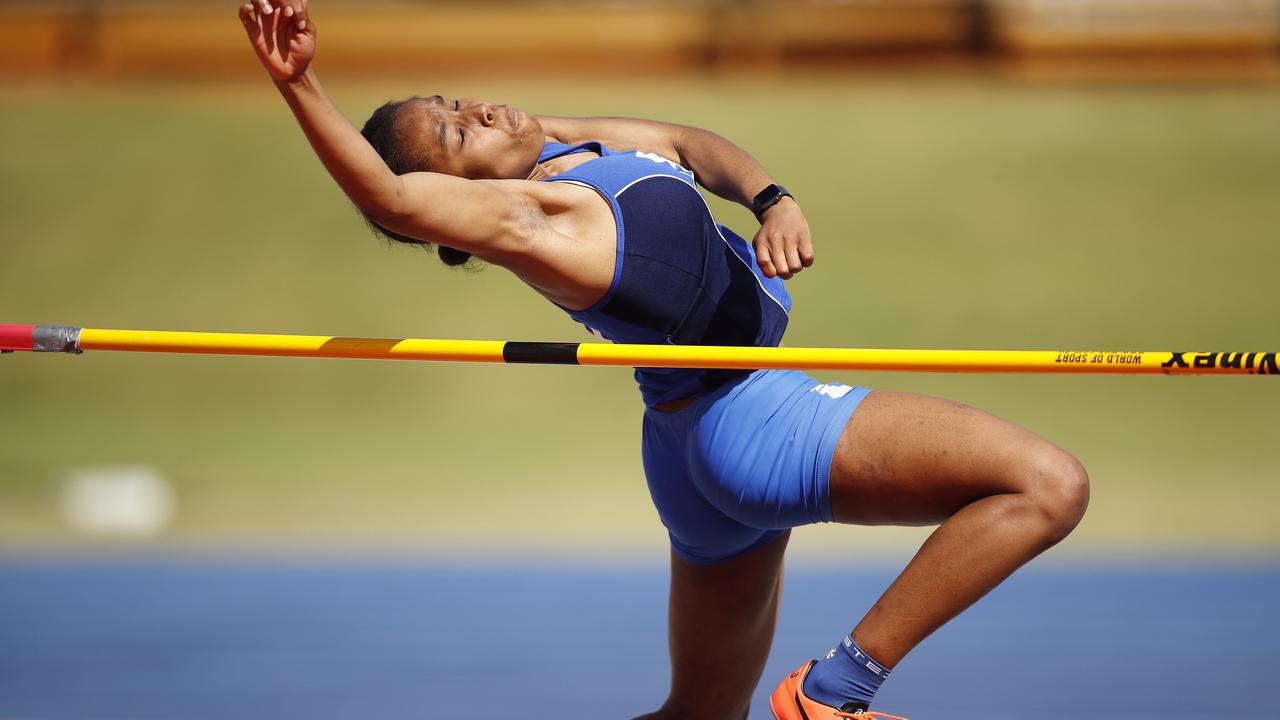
[753,198,814,280]
[239,0,315,83]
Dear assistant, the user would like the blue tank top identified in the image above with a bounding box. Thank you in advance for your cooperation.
[539,141,791,407]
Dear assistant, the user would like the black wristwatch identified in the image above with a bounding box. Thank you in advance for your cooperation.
[751,184,793,222]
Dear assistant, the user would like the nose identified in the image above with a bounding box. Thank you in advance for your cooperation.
[462,99,496,127]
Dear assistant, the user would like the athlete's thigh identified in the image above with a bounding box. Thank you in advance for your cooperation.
[661,531,789,720]
[829,390,1074,526]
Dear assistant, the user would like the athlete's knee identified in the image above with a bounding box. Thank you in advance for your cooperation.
[1024,447,1090,544]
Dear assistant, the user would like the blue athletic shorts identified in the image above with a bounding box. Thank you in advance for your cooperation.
[641,369,872,565]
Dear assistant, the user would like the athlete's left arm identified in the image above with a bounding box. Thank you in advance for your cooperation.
[537,115,812,279]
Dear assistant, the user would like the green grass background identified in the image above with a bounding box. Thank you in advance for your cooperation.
[2,76,1277,558]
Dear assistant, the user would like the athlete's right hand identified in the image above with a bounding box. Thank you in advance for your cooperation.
[239,0,315,83]
[754,197,814,280]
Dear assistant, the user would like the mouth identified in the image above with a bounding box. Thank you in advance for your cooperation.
[507,106,522,131]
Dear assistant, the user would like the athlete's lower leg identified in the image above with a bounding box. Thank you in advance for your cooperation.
[851,476,1087,666]
[798,390,1089,711]
[636,532,789,720]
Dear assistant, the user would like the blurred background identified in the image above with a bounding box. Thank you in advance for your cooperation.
[2,1,1278,718]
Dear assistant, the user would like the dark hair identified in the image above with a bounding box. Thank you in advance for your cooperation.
[359,97,473,267]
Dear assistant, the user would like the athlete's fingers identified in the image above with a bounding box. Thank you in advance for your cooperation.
[798,233,815,267]
[255,0,272,16]
[239,4,265,51]
[755,237,777,278]
[769,236,791,278]
[238,3,256,39]
[784,240,803,275]
[295,0,308,31]
[273,2,293,55]
[259,1,278,55]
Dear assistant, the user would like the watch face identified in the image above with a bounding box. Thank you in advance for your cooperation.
[753,184,790,219]
[755,185,784,206]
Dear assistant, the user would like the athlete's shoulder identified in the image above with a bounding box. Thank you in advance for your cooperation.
[595,149,696,192]
[624,150,695,177]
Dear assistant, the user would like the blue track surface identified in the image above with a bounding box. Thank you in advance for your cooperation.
[1,555,1277,719]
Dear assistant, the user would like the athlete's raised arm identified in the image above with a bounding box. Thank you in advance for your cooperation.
[238,0,543,264]
[537,115,813,279]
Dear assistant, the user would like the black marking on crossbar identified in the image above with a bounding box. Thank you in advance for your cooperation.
[502,342,580,364]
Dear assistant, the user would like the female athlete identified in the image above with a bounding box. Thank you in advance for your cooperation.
[240,2,1090,718]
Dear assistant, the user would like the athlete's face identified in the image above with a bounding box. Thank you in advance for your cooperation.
[398,95,544,180]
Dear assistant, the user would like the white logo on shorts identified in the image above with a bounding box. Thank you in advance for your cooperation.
[809,383,853,399]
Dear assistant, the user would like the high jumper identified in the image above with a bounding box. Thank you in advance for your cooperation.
[232,1,1089,717]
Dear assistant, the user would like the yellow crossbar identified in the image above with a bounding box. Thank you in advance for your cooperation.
[1,324,1275,376]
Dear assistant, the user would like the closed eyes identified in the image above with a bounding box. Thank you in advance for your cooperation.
[454,100,464,148]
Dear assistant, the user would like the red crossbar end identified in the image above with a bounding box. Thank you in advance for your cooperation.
[0,324,36,352]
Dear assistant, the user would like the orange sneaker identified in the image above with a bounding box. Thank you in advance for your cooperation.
[769,660,909,720]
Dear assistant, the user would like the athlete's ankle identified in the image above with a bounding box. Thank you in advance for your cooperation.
[801,635,892,708]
